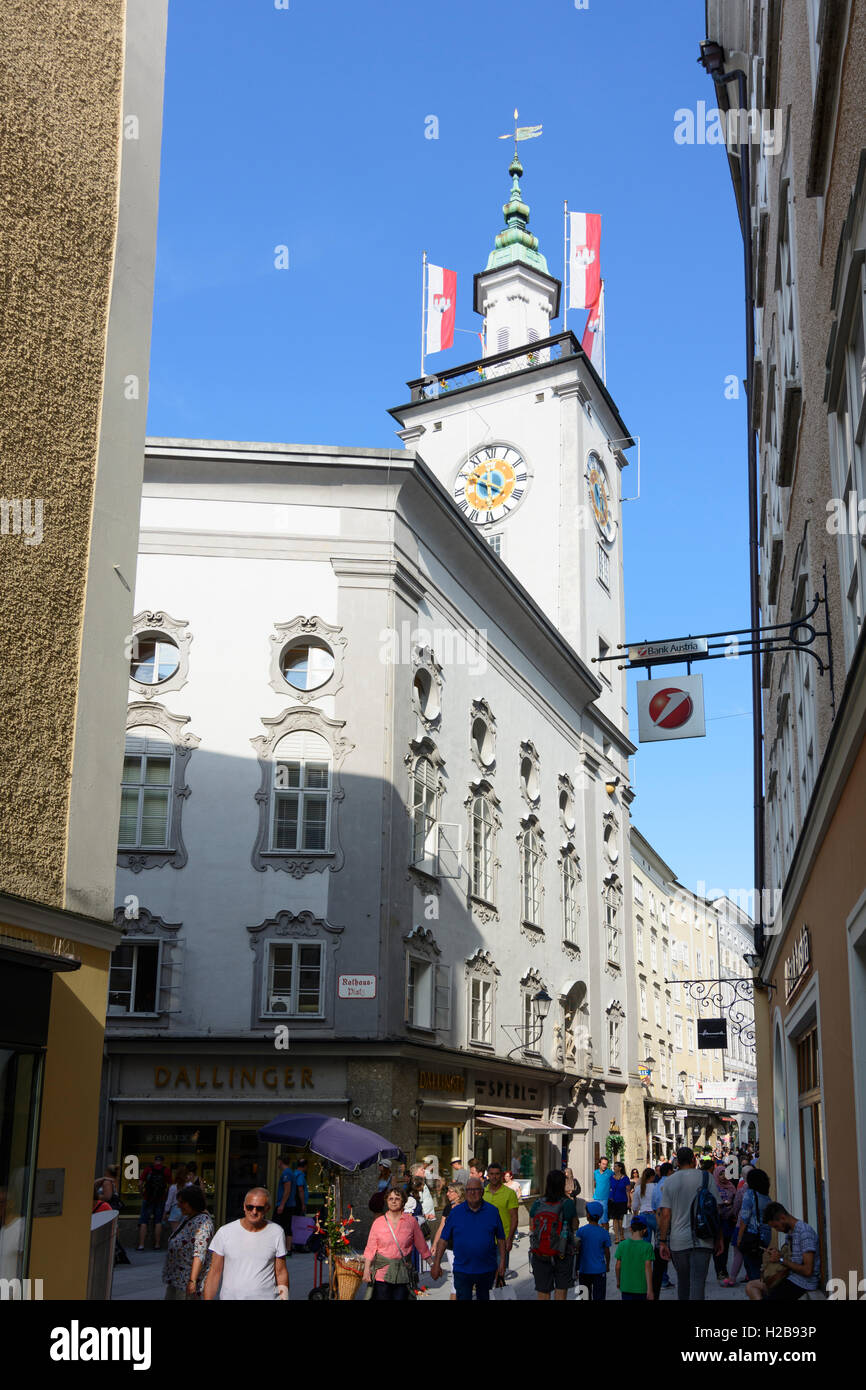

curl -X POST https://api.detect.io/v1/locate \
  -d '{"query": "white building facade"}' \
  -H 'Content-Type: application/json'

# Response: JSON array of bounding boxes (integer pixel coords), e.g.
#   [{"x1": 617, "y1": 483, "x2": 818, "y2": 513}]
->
[{"x1": 98, "y1": 155, "x2": 650, "y2": 1217}]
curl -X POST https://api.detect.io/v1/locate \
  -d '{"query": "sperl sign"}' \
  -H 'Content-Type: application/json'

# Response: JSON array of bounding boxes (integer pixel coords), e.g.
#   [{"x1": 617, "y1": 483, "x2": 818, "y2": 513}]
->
[{"x1": 637, "y1": 674, "x2": 706, "y2": 743}]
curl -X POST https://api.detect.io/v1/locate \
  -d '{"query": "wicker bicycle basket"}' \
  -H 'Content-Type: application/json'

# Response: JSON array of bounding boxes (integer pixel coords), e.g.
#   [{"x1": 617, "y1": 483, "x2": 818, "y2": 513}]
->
[{"x1": 334, "y1": 1254, "x2": 365, "y2": 1301}]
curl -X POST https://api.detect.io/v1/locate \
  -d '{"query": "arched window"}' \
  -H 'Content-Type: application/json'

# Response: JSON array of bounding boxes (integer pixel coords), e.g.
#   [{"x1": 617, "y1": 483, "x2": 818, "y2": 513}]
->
[
  {"x1": 471, "y1": 796, "x2": 496, "y2": 902},
  {"x1": 605, "y1": 880, "x2": 621, "y2": 965},
  {"x1": 520, "y1": 824, "x2": 542, "y2": 925},
  {"x1": 271, "y1": 730, "x2": 331, "y2": 852},
  {"x1": 561, "y1": 851, "x2": 579, "y2": 942},
  {"x1": 411, "y1": 756, "x2": 438, "y2": 866}
]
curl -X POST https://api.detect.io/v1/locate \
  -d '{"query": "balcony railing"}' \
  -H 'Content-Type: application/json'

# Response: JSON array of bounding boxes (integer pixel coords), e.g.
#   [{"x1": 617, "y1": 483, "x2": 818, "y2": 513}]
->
[{"x1": 406, "y1": 331, "x2": 581, "y2": 403}]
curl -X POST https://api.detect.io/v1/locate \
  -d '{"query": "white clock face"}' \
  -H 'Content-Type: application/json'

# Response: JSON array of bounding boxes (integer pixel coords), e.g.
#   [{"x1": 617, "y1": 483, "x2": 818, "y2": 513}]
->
[
  {"x1": 453, "y1": 445, "x2": 529, "y2": 526},
  {"x1": 586, "y1": 453, "x2": 616, "y2": 543}
]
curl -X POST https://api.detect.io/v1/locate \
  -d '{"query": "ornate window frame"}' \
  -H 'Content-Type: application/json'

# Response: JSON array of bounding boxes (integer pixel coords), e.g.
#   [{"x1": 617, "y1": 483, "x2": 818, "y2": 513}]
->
[
  {"x1": 412, "y1": 645, "x2": 443, "y2": 732},
  {"x1": 250, "y1": 707, "x2": 353, "y2": 875},
  {"x1": 603, "y1": 873, "x2": 623, "y2": 974},
  {"x1": 465, "y1": 780, "x2": 501, "y2": 917},
  {"x1": 606, "y1": 999, "x2": 625, "y2": 1072},
  {"x1": 405, "y1": 737, "x2": 445, "y2": 878},
  {"x1": 118, "y1": 704, "x2": 200, "y2": 873},
  {"x1": 107, "y1": 905, "x2": 183, "y2": 1020},
  {"x1": 519, "y1": 739, "x2": 541, "y2": 809},
  {"x1": 602, "y1": 810, "x2": 620, "y2": 865},
  {"x1": 559, "y1": 842, "x2": 581, "y2": 953},
  {"x1": 558, "y1": 773, "x2": 576, "y2": 835},
  {"x1": 403, "y1": 924, "x2": 448, "y2": 1034},
  {"x1": 268, "y1": 615, "x2": 347, "y2": 703},
  {"x1": 470, "y1": 698, "x2": 496, "y2": 774},
  {"x1": 517, "y1": 814, "x2": 545, "y2": 938},
  {"x1": 247, "y1": 909, "x2": 343, "y2": 1029},
  {"x1": 128, "y1": 610, "x2": 191, "y2": 700},
  {"x1": 465, "y1": 947, "x2": 499, "y2": 1049}
]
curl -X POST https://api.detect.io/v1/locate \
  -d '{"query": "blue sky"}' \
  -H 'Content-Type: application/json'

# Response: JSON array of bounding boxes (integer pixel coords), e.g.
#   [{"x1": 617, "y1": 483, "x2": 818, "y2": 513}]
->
[{"x1": 148, "y1": 0, "x2": 754, "y2": 898}]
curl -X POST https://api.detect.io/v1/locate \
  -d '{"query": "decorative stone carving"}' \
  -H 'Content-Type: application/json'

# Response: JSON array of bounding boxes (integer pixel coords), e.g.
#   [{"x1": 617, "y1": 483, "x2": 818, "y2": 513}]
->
[
  {"x1": 250, "y1": 706, "x2": 353, "y2": 875},
  {"x1": 464, "y1": 947, "x2": 499, "y2": 978},
  {"x1": 412, "y1": 645, "x2": 443, "y2": 732},
  {"x1": 520, "y1": 920, "x2": 544, "y2": 945},
  {"x1": 118, "y1": 704, "x2": 200, "y2": 873},
  {"x1": 558, "y1": 773, "x2": 576, "y2": 833},
  {"x1": 519, "y1": 739, "x2": 541, "y2": 808},
  {"x1": 404, "y1": 923, "x2": 442, "y2": 958},
  {"x1": 470, "y1": 698, "x2": 497, "y2": 774},
  {"x1": 129, "y1": 611, "x2": 192, "y2": 700},
  {"x1": 267, "y1": 615, "x2": 346, "y2": 703}
]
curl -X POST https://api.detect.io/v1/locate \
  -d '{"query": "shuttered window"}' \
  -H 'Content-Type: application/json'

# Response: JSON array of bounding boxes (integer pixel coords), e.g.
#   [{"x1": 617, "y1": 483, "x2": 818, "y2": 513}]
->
[
  {"x1": 272, "y1": 731, "x2": 331, "y2": 851},
  {"x1": 119, "y1": 729, "x2": 173, "y2": 848}
]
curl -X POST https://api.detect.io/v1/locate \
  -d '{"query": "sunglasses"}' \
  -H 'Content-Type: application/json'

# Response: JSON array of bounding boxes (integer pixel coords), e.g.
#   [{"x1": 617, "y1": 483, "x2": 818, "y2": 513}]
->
[{"x1": 245, "y1": 1203, "x2": 266, "y2": 1212}]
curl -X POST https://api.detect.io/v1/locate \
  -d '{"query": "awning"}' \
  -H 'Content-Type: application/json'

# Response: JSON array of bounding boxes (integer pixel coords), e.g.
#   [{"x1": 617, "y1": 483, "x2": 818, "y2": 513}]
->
[{"x1": 477, "y1": 1113, "x2": 570, "y2": 1133}]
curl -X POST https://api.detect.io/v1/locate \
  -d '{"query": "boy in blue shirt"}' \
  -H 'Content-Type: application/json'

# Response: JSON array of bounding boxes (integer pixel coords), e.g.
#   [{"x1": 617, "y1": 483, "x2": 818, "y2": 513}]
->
[{"x1": 577, "y1": 1200, "x2": 611, "y2": 1300}]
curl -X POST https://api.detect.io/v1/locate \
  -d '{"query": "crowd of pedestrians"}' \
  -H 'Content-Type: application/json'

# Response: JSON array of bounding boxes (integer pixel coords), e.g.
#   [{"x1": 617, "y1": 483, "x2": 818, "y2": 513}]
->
[{"x1": 106, "y1": 1136, "x2": 823, "y2": 1302}]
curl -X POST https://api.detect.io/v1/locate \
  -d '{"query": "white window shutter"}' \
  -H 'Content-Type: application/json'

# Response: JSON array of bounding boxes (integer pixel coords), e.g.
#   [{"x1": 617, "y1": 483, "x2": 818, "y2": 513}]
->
[
  {"x1": 275, "y1": 730, "x2": 330, "y2": 761},
  {"x1": 126, "y1": 726, "x2": 173, "y2": 757},
  {"x1": 436, "y1": 822, "x2": 463, "y2": 879},
  {"x1": 434, "y1": 964, "x2": 451, "y2": 1034},
  {"x1": 159, "y1": 938, "x2": 184, "y2": 1014}
]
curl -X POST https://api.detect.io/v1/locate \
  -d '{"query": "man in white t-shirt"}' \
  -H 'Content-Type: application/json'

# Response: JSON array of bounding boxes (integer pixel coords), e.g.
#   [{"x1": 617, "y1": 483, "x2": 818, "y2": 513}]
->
[{"x1": 204, "y1": 1187, "x2": 288, "y2": 1301}]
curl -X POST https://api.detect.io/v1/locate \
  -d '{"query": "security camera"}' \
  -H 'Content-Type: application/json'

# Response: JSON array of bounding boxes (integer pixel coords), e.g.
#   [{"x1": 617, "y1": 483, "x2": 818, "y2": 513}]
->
[{"x1": 352, "y1": 1107, "x2": 362, "y2": 1118}]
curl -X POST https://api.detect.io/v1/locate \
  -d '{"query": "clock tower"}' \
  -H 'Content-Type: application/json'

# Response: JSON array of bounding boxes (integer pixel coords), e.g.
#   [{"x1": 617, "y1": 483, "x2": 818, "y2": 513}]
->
[{"x1": 389, "y1": 154, "x2": 633, "y2": 736}]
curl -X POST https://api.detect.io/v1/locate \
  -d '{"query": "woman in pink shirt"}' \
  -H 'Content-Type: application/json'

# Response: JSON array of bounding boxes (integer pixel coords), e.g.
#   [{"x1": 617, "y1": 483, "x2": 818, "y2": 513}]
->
[{"x1": 363, "y1": 1188, "x2": 432, "y2": 1300}]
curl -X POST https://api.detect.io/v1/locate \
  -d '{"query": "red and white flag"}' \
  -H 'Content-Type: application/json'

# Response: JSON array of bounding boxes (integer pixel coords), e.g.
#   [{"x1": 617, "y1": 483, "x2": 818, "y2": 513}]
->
[
  {"x1": 426, "y1": 264, "x2": 456, "y2": 354},
  {"x1": 581, "y1": 283, "x2": 604, "y2": 372},
  {"x1": 568, "y1": 212, "x2": 601, "y2": 309}
]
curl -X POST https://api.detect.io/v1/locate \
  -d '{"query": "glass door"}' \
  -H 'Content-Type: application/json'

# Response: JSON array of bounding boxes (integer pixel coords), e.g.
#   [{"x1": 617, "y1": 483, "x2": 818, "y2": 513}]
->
[
  {"x1": 224, "y1": 1128, "x2": 270, "y2": 1225},
  {"x1": 0, "y1": 1048, "x2": 43, "y2": 1281},
  {"x1": 796, "y1": 1027, "x2": 827, "y2": 1283}
]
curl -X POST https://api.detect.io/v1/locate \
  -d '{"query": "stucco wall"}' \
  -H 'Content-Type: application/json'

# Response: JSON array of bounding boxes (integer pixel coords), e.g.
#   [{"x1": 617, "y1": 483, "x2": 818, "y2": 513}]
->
[{"x1": 0, "y1": 2, "x2": 124, "y2": 905}]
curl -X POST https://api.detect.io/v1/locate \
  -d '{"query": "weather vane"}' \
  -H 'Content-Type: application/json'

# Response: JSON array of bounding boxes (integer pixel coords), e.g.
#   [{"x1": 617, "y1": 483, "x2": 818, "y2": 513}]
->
[{"x1": 498, "y1": 107, "x2": 542, "y2": 158}]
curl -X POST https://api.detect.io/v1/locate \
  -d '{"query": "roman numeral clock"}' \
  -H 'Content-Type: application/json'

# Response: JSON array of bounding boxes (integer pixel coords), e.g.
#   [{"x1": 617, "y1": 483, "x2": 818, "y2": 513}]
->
[{"x1": 453, "y1": 445, "x2": 529, "y2": 527}]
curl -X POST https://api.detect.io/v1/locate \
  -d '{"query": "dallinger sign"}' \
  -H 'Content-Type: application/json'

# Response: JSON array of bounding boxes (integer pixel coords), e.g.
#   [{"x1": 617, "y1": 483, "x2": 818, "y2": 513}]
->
[{"x1": 784, "y1": 924, "x2": 811, "y2": 1002}]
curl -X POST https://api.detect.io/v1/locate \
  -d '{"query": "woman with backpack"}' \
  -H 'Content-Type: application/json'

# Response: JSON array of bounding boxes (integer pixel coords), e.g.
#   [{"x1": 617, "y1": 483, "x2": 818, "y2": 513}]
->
[
  {"x1": 735, "y1": 1168, "x2": 772, "y2": 1282},
  {"x1": 529, "y1": 1169, "x2": 579, "y2": 1301}
]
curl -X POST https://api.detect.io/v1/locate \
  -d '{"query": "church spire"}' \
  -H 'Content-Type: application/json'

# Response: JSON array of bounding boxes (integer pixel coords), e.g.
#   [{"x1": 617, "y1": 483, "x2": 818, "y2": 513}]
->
[{"x1": 485, "y1": 148, "x2": 550, "y2": 274}]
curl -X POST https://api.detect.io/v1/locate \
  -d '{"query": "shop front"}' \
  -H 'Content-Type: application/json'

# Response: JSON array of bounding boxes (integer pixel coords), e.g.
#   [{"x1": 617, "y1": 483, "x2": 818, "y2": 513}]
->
[
  {"x1": 102, "y1": 1045, "x2": 348, "y2": 1225},
  {"x1": 469, "y1": 1069, "x2": 568, "y2": 1198},
  {"x1": 0, "y1": 939, "x2": 81, "y2": 1284},
  {"x1": 414, "y1": 1066, "x2": 472, "y2": 1198}
]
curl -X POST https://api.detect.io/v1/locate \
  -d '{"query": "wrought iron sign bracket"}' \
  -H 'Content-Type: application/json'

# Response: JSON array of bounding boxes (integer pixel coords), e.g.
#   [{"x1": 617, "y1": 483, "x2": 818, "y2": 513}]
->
[
  {"x1": 663, "y1": 976, "x2": 774, "y2": 1055},
  {"x1": 593, "y1": 561, "x2": 836, "y2": 717}
]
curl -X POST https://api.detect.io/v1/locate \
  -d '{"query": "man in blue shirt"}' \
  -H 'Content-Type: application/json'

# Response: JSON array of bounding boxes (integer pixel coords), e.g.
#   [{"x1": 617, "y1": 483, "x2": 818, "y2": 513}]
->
[
  {"x1": 430, "y1": 1176, "x2": 506, "y2": 1300},
  {"x1": 275, "y1": 1155, "x2": 295, "y2": 1255}
]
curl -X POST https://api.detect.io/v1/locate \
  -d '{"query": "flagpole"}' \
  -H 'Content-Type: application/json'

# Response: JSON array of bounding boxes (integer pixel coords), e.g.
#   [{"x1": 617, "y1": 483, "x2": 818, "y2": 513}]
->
[
  {"x1": 421, "y1": 250, "x2": 427, "y2": 378},
  {"x1": 563, "y1": 200, "x2": 568, "y2": 333},
  {"x1": 601, "y1": 280, "x2": 607, "y2": 384}
]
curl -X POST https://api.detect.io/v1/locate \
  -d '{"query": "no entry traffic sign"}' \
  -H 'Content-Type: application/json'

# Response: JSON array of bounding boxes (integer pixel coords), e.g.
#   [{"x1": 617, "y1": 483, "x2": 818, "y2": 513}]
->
[{"x1": 637, "y1": 674, "x2": 706, "y2": 742}]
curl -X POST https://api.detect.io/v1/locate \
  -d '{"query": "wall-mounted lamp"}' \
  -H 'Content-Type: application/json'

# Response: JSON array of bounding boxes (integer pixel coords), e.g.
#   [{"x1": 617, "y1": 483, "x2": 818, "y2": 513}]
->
[{"x1": 605, "y1": 777, "x2": 621, "y2": 796}]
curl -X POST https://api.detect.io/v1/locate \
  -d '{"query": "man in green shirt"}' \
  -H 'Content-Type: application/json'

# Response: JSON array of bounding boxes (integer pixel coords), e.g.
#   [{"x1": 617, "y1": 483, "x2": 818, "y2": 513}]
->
[
  {"x1": 483, "y1": 1162, "x2": 520, "y2": 1265},
  {"x1": 615, "y1": 1214, "x2": 654, "y2": 1300}
]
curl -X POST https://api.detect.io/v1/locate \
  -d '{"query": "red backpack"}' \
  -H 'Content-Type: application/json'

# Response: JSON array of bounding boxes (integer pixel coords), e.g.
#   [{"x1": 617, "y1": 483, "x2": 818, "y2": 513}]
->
[{"x1": 530, "y1": 1200, "x2": 570, "y2": 1258}]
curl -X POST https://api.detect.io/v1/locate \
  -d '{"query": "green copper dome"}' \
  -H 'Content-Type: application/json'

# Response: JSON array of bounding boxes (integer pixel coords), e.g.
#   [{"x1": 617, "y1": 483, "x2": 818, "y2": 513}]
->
[{"x1": 485, "y1": 153, "x2": 550, "y2": 273}]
